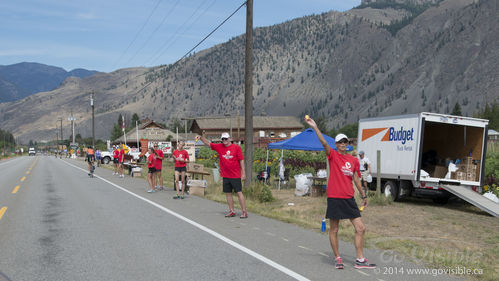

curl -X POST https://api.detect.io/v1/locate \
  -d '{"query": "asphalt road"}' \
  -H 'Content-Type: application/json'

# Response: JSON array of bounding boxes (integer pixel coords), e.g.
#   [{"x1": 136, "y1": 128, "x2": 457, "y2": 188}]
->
[{"x1": 0, "y1": 156, "x2": 465, "y2": 281}]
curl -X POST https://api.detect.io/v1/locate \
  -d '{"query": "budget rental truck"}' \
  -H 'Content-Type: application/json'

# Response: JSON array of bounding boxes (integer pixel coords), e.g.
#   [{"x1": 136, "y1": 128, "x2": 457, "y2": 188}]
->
[{"x1": 357, "y1": 112, "x2": 498, "y2": 217}]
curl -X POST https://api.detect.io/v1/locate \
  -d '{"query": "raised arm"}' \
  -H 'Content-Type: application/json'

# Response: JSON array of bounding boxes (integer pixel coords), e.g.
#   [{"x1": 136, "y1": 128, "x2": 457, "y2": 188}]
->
[
  {"x1": 304, "y1": 117, "x2": 331, "y2": 155},
  {"x1": 197, "y1": 134, "x2": 211, "y2": 146}
]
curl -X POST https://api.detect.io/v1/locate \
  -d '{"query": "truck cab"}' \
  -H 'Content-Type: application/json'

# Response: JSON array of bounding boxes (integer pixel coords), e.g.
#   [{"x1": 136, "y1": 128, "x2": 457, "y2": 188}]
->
[{"x1": 29, "y1": 147, "x2": 36, "y2": 156}]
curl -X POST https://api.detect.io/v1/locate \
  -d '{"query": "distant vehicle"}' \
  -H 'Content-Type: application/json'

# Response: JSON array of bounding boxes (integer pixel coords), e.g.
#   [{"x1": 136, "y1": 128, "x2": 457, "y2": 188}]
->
[
  {"x1": 100, "y1": 150, "x2": 142, "y2": 164},
  {"x1": 29, "y1": 147, "x2": 36, "y2": 156}
]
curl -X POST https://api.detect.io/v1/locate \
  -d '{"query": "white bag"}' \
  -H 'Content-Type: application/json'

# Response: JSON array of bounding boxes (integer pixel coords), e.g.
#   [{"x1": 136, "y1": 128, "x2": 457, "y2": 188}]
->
[
  {"x1": 294, "y1": 173, "x2": 313, "y2": 196},
  {"x1": 316, "y1": 169, "x2": 327, "y2": 178},
  {"x1": 483, "y1": 192, "x2": 499, "y2": 203}
]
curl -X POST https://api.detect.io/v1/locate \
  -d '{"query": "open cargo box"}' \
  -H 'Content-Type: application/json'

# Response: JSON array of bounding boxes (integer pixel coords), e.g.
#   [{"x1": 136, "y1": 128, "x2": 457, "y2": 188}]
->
[{"x1": 421, "y1": 121, "x2": 484, "y2": 182}]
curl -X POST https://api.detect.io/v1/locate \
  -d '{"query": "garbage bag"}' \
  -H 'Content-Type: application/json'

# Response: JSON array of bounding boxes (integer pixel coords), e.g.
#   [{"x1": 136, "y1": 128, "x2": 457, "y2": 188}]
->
[{"x1": 294, "y1": 173, "x2": 312, "y2": 196}]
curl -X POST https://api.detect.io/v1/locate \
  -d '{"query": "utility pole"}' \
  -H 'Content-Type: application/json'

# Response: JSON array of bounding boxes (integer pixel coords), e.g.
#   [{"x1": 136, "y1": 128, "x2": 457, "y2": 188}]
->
[
  {"x1": 244, "y1": 0, "x2": 254, "y2": 186},
  {"x1": 58, "y1": 118, "x2": 63, "y2": 158},
  {"x1": 91, "y1": 92, "x2": 95, "y2": 149}
]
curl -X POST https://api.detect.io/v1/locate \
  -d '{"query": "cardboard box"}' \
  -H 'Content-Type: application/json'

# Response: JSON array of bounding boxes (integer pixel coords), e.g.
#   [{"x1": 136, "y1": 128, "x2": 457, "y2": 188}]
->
[
  {"x1": 187, "y1": 163, "x2": 204, "y2": 172},
  {"x1": 433, "y1": 165, "x2": 448, "y2": 178},
  {"x1": 132, "y1": 171, "x2": 142, "y2": 177},
  {"x1": 189, "y1": 185, "x2": 205, "y2": 196}
]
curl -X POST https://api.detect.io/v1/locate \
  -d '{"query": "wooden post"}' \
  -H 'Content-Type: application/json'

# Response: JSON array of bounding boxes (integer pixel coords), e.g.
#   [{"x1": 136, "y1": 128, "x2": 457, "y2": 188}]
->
[{"x1": 376, "y1": 150, "x2": 381, "y2": 195}]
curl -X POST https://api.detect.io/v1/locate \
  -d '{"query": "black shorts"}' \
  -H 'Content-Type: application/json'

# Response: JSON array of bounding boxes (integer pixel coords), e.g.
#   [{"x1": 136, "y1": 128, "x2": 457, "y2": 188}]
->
[
  {"x1": 175, "y1": 166, "x2": 187, "y2": 172},
  {"x1": 223, "y1": 178, "x2": 242, "y2": 193},
  {"x1": 326, "y1": 197, "x2": 361, "y2": 220},
  {"x1": 113, "y1": 159, "x2": 119, "y2": 164},
  {"x1": 155, "y1": 168, "x2": 162, "y2": 172},
  {"x1": 87, "y1": 155, "x2": 95, "y2": 162},
  {"x1": 148, "y1": 167, "x2": 156, "y2": 174}
]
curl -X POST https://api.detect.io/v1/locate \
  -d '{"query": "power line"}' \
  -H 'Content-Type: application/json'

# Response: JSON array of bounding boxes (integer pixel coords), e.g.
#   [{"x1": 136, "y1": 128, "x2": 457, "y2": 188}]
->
[
  {"x1": 147, "y1": 0, "x2": 213, "y2": 65},
  {"x1": 124, "y1": 0, "x2": 182, "y2": 67},
  {"x1": 112, "y1": 0, "x2": 163, "y2": 70},
  {"x1": 130, "y1": 1, "x2": 247, "y2": 99}
]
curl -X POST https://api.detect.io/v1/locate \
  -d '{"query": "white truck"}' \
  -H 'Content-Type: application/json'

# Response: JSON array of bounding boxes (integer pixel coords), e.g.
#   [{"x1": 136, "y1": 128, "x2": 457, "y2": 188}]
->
[
  {"x1": 99, "y1": 150, "x2": 142, "y2": 164},
  {"x1": 357, "y1": 112, "x2": 498, "y2": 217}
]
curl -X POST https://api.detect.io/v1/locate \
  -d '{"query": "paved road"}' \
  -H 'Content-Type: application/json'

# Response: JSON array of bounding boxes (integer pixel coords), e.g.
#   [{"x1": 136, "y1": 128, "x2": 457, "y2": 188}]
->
[{"x1": 0, "y1": 156, "x2": 464, "y2": 281}]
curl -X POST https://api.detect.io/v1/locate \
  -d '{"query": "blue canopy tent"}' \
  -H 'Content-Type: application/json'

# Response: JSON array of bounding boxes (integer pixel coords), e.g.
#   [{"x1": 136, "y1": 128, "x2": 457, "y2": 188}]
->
[
  {"x1": 266, "y1": 128, "x2": 353, "y2": 189},
  {"x1": 268, "y1": 128, "x2": 353, "y2": 151}
]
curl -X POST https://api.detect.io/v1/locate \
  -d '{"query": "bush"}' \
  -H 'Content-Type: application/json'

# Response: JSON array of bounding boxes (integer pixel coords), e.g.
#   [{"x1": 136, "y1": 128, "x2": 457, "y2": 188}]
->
[{"x1": 242, "y1": 182, "x2": 275, "y2": 203}]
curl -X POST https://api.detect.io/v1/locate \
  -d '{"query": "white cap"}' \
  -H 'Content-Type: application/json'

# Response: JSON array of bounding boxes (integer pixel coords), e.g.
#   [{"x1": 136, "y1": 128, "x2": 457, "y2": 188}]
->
[
  {"x1": 335, "y1": 133, "x2": 348, "y2": 143},
  {"x1": 221, "y1": 132, "x2": 230, "y2": 140}
]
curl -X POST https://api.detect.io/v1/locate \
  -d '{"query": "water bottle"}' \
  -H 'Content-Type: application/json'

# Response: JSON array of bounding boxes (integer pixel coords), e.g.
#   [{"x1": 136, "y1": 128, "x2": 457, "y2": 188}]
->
[{"x1": 321, "y1": 218, "x2": 326, "y2": 232}]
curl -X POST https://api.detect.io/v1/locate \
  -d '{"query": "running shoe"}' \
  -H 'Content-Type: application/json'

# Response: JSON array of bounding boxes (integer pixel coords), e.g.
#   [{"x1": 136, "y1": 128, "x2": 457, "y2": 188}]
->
[
  {"x1": 147, "y1": 189, "x2": 155, "y2": 193},
  {"x1": 180, "y1": 195, "x2": 184, "y2": 199},
  {"x1": 173, "y1": 195, "x2": 180, "y2": 199},
  {"x1": 240, "y1": 211, "x2": 248, "y2": 219},
  {"x1": 354, "y1": 258, "x2": 376, "y2": 269},
  {"x1": 225, "y1": 211, "x2": 236, "y2": 217},
  {"x1": 335, "y1": 257, "x2": 344, "y2": 269}
]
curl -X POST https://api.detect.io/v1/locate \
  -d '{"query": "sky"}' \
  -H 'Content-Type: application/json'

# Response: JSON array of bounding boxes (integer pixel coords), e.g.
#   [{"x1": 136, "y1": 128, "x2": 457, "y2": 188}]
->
[{"x1": 0, "y1": 0, "x2": 361, "y2": 73}]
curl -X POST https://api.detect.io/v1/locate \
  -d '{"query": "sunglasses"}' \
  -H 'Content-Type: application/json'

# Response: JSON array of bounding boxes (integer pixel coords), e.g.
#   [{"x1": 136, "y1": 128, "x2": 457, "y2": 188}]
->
[
  {"x1": 337, "y1": 139, "x2": 348, "y2": 144},
  {"x1": 221, "y1": 138, "x2": 229, "y2": 141}
]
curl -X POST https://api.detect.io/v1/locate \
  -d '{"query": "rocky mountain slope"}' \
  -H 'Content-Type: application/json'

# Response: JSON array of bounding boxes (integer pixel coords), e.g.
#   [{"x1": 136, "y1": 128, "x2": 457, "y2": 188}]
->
[{"x1": 0, "y1": 0, "x2": 497, "y2": 143}]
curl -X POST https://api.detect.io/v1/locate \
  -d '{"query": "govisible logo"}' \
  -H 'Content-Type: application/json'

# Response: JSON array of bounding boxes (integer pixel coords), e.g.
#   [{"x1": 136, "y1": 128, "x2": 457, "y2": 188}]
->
[{"x1": 362, "y1": 127, "x2": 415, "y2": 144}]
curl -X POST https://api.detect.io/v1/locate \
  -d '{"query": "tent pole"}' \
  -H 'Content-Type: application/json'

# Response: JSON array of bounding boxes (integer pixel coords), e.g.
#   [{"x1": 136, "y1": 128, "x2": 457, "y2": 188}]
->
[
  {"x1": 278, "y1": 149, "x2": 283, "y2": 190},
  {"x1": 264, "y1": 149, "x2": 269, "y2": 184}
]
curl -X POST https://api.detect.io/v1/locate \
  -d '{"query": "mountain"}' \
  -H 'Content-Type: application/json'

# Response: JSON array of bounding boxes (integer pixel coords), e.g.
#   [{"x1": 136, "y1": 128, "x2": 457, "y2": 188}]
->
[
  {"x1": 0, "y1": 0, "x2": 497, "y2": 143},
  {"x1": 0, "y1": 62, "x2": 98, "y2": 102}
]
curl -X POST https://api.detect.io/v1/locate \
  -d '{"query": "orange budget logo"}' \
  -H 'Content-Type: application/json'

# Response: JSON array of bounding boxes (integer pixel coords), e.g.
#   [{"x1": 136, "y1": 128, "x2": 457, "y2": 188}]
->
[{"x1": 362, "y1": 127, "x2": 415, "y2": 144}]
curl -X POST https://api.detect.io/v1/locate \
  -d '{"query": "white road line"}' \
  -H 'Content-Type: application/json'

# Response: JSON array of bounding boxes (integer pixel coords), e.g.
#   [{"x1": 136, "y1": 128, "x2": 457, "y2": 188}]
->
[
  {"x1": 356, "y1": 270, "x2": 370, "y2": 276},
  {"x1": 64, "y1": 161, "x2": 311, "y2": 281},
  {"x1": 298, "y1": 246, "x2": 312, "y2": 251},
  {"x1": 253, "y1": 227, "x2": 261, "y2": 230},
  {"x1": 281, "y1": 238, "x2": 289, "y2": 242},
  {"x1": 318, "y1": 252, "x2": 329, "y2": 257},
  {"x1": 266, "y1": 232, "x2": 276, "y2": 236}
]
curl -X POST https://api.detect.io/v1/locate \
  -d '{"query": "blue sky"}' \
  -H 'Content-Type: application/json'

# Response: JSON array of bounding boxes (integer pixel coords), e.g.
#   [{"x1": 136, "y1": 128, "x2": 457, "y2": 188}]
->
[{"x1": 0, "y1": 0, "x2": 360, "y2": 73}]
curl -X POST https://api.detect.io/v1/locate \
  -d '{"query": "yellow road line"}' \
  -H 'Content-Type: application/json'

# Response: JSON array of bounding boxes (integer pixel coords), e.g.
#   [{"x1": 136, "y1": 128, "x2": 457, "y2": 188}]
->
[
  {"x1": 0, "y1": 207, "x2": 7, "y2": 220},
  {"x1": 26, "y1": 171, "x2": 30, "y2": 175},
  {"x1": 20, "y1": 176, "x2": 26, "y2": 182},
  {"x1": 12, "y1": 185, "x2": 20, "y2": 194}
]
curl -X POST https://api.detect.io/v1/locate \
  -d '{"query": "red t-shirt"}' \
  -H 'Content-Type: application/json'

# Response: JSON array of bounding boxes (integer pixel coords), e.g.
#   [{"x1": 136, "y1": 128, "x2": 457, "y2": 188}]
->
[
  {"x1": 154, "y1": 149, "x2": 164, "y2": 170},
  {"x1": 210, "y1": 143, "x2": 243, "y2": 179},
  {"x1": 119, "y1": 149, "x2": 125, "y2": 162},
  {"x1": 326, "y1": 149, "x2": 361, "y2": 198},
  {"x1": 112, "y1": 149, "x2": 119, "y2": 159},
  {"x1": 147, "y1": 154, "x2": 156, "y2": 168},
  {"x1": 173, "y1": 149, "x2": 189, "y2": 167}
]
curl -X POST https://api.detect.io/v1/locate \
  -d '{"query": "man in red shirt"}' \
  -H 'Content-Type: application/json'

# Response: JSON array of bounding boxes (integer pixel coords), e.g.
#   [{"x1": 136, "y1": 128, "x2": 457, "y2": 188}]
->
[
  {"x1": 153, "y1": 143, "x2": 164, "y2": 190},
  {"x1": 172, "y1": 141, "x2": 189, "y2": 199},
  {"x1": 118, "y1": 144, "x2": 125, "y2": 178},
  {"x1": 198, "y1": 132, "x2": 248, "y2": 218},
  {"x1": 112, "y1": 146, "x2": 120, "y2": 175},
  {"x1": 305, "y1": 117, "x2": 375, "y2": 270}
]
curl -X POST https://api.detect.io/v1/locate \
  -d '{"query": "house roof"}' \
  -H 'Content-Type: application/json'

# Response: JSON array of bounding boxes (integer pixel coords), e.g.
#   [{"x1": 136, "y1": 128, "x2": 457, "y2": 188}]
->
[{"x1": 193, "y1": 116, "x2": 303, "y2": 130}]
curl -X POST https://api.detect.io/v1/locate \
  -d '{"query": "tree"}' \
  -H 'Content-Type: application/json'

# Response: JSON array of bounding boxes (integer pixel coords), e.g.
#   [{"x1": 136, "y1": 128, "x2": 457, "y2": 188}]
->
[
  {"x1": 110, "y1": 114, "x2": 123, "y2": 141},
  {"x1": 451, "y1": 102, "x2": 462, "y2": 116},
  {"x1": 131, "y1": 113, "x2": 140, "y2": 126}
]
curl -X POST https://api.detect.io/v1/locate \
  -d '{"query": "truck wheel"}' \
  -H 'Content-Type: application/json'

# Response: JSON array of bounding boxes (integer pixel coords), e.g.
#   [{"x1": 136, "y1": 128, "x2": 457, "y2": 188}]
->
[
  {"x1": 102, "y1": 156, "x2": 110, "y2": 165},
  {"x1": 383, "y1": 181, "x2": 399, "y2": 201}
]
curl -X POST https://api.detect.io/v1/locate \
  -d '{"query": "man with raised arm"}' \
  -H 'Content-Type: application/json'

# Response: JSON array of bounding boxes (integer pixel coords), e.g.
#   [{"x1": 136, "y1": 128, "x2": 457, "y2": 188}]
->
[{"x1": 197, "y1": 132, "x2": 248, "y2": 218}]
